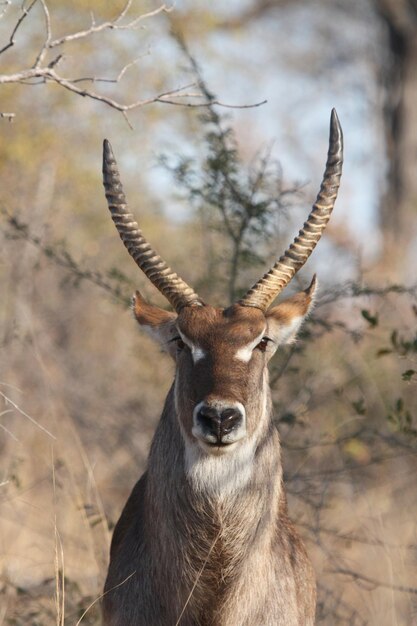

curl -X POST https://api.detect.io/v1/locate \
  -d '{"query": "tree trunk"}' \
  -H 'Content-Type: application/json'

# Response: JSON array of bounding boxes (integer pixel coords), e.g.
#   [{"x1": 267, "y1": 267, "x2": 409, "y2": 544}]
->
[{"x1": 374, "y1": 0, "x2": 417, "y2": 272}]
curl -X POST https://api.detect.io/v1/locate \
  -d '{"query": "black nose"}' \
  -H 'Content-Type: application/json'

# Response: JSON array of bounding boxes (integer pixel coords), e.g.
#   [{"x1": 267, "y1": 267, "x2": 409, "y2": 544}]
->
[{"x1": 196, "y1": 405, "x2": 243, "y2": 442}]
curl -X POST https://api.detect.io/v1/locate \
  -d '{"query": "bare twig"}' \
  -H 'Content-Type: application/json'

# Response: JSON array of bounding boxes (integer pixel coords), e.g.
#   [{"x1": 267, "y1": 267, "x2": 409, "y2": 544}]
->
[
  {"x1": 0, "y1": 411, "x2": 19, "y2": 441},
  {"x1": 331, "y1": 567, "x2": 417, "y2": 595},
  {"x1": 0, "y1": 66, "x2": 265, "y2": 116},
  {"x1": 32, "y1": 0, "x2": 51, "y2": 67},
  {"x1": 174, "y1": 529, "x2": 222, "y2": 626},
  {"x1": 1, "y1": 211, "x2": 132, "y2": 305},
  {"x1": 317, "y1": 281, "x2": 417, "y2": 307},
  {"x1": 0, "y1": 1, "x2": 266, "y2": 118},
  {"x1": 0, "y1": 0, "x2": 38, "y2": 56},
  {"x1": 158, "y1": 97, "x2": 267, "y2": 109},
  {"x1": 74, "y1": 572, "x2": 136, "y2": 625},
  {"x1": 48, "y1": 3, "x2": 168, "y2": 48},
  {"x1": 299, "y1": 520, "x2": 417, "y2": 551},
  {"x1": 0, "y1": 389, "x2": 56, "y2": 439},
  {"x1": 52, "y1": 455, "x2": 65, "y2": 626},
  {"x1": 71, "y1": 54, "x2": 151, "y2": 84}
]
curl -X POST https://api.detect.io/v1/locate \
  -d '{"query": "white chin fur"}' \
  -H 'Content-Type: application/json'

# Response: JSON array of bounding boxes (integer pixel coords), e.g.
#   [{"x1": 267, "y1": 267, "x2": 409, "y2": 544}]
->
[{"x1": 184, "y1": 437, "x2": 256, "y2": 498}]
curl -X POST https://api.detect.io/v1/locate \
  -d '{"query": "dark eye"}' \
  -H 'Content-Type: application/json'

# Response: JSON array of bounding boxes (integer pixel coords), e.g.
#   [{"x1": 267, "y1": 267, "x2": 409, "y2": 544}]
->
[
  {"x1": 256, "y1": 337, "x2": 271, "y2": 352},
  {"x1": 170, "y1": 336, "x2": 185, "y2": 351}
]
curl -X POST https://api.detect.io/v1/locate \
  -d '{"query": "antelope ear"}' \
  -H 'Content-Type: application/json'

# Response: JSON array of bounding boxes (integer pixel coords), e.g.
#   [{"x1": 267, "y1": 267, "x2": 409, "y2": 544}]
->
[
  {"x1": 266, "y1": 276, "x2": 317, "y2": 345},
  {"x1": 132, "y1": 291, "x2": 178, "y2": 356}
]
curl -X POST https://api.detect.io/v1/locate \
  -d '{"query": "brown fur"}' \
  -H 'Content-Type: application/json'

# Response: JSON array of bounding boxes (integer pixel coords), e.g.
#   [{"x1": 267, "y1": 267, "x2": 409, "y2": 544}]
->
[{"x1": 103, "y1": 289, "x2": 317, "y2": 625}]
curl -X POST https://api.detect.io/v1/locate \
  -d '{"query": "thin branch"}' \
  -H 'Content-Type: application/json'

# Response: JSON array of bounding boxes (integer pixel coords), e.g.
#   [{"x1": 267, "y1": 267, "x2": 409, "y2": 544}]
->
[
  {"x1": 74, "y1": 571, "x2": 136, "y2": 626},
  {"x1": 0, "y1": 1, "x2": 267, "y2": 117},
  {"x1": 47, "y1": 4, "x2": 170, "y2": 49},
  {"x1": 0, "y1": 66, "x2": 266, "y2": 115},
  {"x1": 0, "y1": 390, "x2": 56, "y2": 439},
  {"x1": 299, "y1": 520, "x2": 417, "y2": 551},
  {"x1": 71, "y1": 53, "x2": 151, "y2": 84},
  {"x1": 155, "y1": 97, "x2": 268, "y2": 109},
  {"x1": 0, "y1": 0, "x2": 38, "y2": 56},
  {"x1": 174, "y1": 529, "x2": 221, "y2": 626},
  {"x1": 331, "y1": 567, "x2": 417, "y2": 595},
  {"x1": 32, "y1": 0, "x2": 52, "y2": 68},
  {"x1": 1, "y1": 211, "x2": 132, "y2": 305},
  {"x1": 317, "y1": 281, "x2": 417, "y2": 307},
  {"x1": 286, "y1": 449, "x2": 417, "y2": 482},
  {"x1": 0, "y1": 412, "x2": 19, "y2": 442}
]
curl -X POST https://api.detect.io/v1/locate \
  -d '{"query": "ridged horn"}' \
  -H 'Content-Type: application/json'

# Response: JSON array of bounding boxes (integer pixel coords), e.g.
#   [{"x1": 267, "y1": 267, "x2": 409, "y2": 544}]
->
[
  {"x1": 239, "y1": 109, "x2": 343, "y2": 312},
  {"x1": 102, "y1": 140, "x2": 203, "y2": 312}
]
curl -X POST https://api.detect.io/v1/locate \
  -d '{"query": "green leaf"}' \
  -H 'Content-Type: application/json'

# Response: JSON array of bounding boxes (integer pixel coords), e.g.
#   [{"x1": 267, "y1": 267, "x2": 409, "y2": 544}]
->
[
  {"x1": 361, "y1": 309, "x2": 378, "y2": 327},
  {"x1": 279, "y1": 412, "x2": 296, "y2": 425},
  {"x1": 376, "y1": 348, "x2": 392, "y2": 357},
  {"x1": 402, "y1": 369, "x2": 416, "y2": 381},
  {"x1": 352, "y1": 398, "x2": 366, "y2": 415}
]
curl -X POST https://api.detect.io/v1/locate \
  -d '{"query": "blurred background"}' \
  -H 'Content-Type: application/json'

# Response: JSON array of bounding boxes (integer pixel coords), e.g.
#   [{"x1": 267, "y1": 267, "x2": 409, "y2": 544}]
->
[{"x1": 0, "y1": 1, "x2": 416, "y2": 624}]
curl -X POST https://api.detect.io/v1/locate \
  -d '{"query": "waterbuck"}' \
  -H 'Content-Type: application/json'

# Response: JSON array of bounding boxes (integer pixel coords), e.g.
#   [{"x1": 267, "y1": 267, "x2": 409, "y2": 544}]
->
[{"x1": 101, "y1": 110, "x2": 343, "y2": 626}]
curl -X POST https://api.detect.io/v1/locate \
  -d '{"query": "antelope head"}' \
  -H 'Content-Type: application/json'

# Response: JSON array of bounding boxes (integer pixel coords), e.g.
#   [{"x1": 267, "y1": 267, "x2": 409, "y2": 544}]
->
[{"x1": 102, "y1": 110, "x2": 343, "y2": 462}]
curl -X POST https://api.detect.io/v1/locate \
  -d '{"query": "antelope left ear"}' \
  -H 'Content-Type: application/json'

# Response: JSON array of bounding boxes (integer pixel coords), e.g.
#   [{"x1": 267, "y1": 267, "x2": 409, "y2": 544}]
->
[
  {"x1": 266, "y1": 275, "x2": 317, "y2": 345},
  {"x1": 132, "y1": 290, "x2": 178, "y2": 356}
]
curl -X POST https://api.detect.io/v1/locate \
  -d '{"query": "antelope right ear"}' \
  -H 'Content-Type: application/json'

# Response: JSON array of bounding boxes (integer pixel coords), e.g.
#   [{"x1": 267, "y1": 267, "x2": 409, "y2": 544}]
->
[
  {"x1": 132, "y1": 291, "x2": 178, "y2": 356},
  {"x1": 265, "y1": 276, "x2": 317, "y2": 345}
]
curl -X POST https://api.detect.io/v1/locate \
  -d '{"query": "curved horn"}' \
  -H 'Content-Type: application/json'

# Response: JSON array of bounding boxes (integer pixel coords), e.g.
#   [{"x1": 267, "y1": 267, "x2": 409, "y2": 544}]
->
[
  {"x1": 102, "y1": 140, "x2": 203, "y2": 312},
  {"x1": 239, "y1": 109, "x2": 343, "y2": 312}
]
